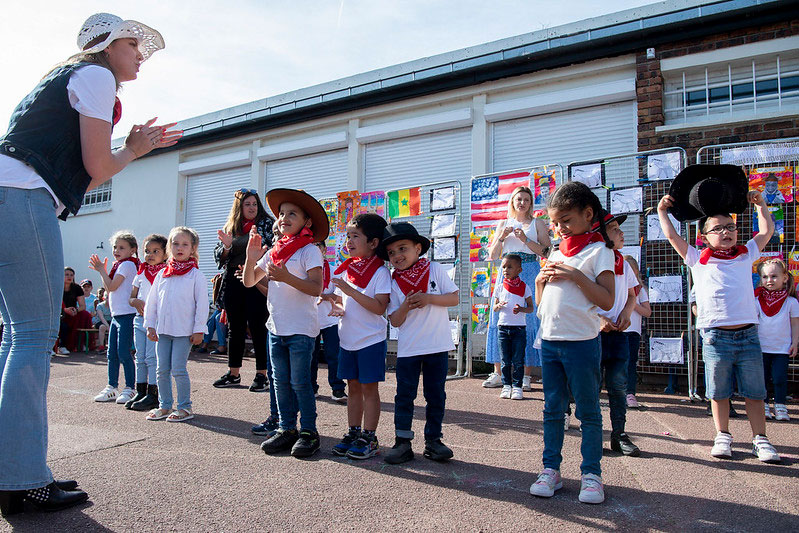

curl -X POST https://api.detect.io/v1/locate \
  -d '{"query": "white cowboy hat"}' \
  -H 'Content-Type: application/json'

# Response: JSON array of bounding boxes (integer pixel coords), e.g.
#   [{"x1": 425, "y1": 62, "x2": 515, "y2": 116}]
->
[{"x1": 77, "y1": 13, "x2": 164, "y2": 61}]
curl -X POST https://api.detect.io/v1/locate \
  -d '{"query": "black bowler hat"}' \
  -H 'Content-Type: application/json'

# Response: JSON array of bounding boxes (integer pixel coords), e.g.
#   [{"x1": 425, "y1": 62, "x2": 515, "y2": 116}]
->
[
  {"x1": 667, "y1": 164, "x2": 748, "y2": 222},
  {"x1": 376, "y1": 222, "x2": 430, "y2": 261}
]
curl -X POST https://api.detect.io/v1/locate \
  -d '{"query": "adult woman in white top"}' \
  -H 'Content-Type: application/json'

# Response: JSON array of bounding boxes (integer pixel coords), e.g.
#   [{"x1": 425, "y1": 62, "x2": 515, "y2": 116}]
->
[{"x1": 481, "y1": 186, "x2": 551, "y2": 390}]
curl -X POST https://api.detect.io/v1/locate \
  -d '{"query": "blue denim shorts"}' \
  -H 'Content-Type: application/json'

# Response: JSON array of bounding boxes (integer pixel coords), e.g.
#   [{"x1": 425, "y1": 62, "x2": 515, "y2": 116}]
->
[
  {"x1": 338, "y1": 340, "x2": 387, "y2": 384},
  {"x1": 702, "y1": 326, "x2": 766, "y2": 400}
]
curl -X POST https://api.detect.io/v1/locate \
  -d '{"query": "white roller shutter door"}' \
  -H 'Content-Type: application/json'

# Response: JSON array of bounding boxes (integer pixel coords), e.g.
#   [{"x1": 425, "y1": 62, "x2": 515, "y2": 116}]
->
[
  {"x1": 265, "y1": 149, "x2": 348, "y2": 200},
  {"x1": 185, "y1": 166, "x2": 252, "y2": 291}
]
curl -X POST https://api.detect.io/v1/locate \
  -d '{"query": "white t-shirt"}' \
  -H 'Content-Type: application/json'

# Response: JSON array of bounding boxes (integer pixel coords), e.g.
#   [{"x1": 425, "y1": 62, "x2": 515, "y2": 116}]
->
[
  {"x1": 625, "y1": 287, "x2": 649, "y2": 335},
  {"x1": 144, "y1": 269, "x2": 209, "y2": 337},
  {"x1": 318, "y1": 267, "x2": 339, "y2": 330},
  {"x1": 257, "y1": 243, "x2": 323, "y2": 338},
  {"x1": 685, "y1": 239, "x2": 761, "y2": 329},
  {"x1": 598, "y1": 260, "x2": 639, "y2": 323},
  {"x1": 108, "y1": 261, "x2": 138, "y2": 316},
  {"x1": 757, "y1": 295, "x2": 799, "y2": 354},
  {"x1": 495, "y1": 281, "x2": 533, "y2": 327},
  {"x1": 336, "y1": 265, "x2": 391, "y2": 351},
  {"x1": 131, "y1": 273, "x2": 154, "y2": 316},
  {"x1": 499, "y1": 218, "x2": 539, "y2": 254},
  {"x1": 538, "y1": 242, "x2": 615, "y2": 341},
  {"x1": 387, "y1": 261, "x2": 459, "y2": 357},
  {"x1": 0, "y1": 65, "x2": 116, "y2": 210}
]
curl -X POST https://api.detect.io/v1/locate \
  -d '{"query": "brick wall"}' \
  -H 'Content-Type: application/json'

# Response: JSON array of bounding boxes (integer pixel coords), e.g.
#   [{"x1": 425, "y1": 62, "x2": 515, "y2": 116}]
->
[{"x1": 637, "y1": 19, "x2": 799, "y2": 159}]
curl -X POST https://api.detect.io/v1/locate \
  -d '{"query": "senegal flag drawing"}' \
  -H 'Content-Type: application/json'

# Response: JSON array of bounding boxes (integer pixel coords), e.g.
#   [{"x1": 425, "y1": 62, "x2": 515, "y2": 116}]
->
[{"x1": 387, "y1": 187, "x2": 421, "y2": 218}]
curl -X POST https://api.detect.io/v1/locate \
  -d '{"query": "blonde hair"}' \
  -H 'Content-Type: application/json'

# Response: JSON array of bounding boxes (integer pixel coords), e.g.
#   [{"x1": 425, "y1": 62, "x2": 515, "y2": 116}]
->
[
  {"x1": 167, "y1": 226, "x2": 200, "y2": 261},
  {"x1": 47, "y1": 51, "x2": 121, "y2": 91},
  {"x1": 109, "y1": 230, "x2": 138, "y2": 257},
  {"x1": 507, "y1": 186, "x2": 534, "y2": 221},
  {"x1": 757, "y1": 258, "x2": 795, "y2": 296},
  {"x1": 624, "y1": 255, "x2": 643, "y2": 285}
]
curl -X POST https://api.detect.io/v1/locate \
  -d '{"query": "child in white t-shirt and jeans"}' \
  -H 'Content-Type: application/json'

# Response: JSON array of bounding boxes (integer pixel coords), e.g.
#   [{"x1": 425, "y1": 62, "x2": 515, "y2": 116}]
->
[{"x1": 493, "y1": 254, "x2": 534, "y2": 400}]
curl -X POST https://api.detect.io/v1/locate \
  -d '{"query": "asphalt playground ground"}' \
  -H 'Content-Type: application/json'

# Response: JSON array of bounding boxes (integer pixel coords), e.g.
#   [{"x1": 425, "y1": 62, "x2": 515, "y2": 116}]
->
[{"x1": 2, "y1": 349, "x2": 798, "y2": 532}]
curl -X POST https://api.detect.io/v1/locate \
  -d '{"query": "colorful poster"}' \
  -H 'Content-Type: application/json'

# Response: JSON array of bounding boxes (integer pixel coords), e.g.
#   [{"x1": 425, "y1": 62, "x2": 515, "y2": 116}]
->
[
  {"x1": 321, "y1": 198, "x2": 338, "y2": 234},
  {"x1": 472, "y1": 303, "x2": 489, "y2": 334},
  {"x1": 387, "y1": 188, "x2": 421, "y2": 219},
  {"x1": 753, "y1": 206, "x2": 784, "y2": 245},
  {"x1": 336, "y1": 191, "x2": 360, "y2": 228},
  {"x1": 471, "y1": 267, "x2": 491, "y2": 298},
  {"x1": 469, "y1": 226, "x2": 495, "y2": 262},
  {"x1": 789, "y1": 251, "x2": 799, "y2": 288},
  {"x1": 748, "y1": 165, "x2": 794, "y2": 203},
  {"x1": 471, "y1": 171, "x2": 531, "y2": 224},
  {"x1": 533, "y1": 169, "x2": 557, "y2": 208},
  {"x1": 335, "y1": 231, "x2": 351, "y2": 265},
  {"x1": 359, "y1": 190, "x2": 386, "y2": 218}
]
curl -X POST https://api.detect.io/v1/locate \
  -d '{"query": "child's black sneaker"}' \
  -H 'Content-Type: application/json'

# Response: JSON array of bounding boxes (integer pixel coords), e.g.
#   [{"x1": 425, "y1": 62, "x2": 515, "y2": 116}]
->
[
  {"x1": 251, "y1": 415, "x2": 279, "y2": 436},
  {"x1": 249, "y1": 373, "x2": 268, "y2": 393},
  {"x1": 346, "y1": 436, "x2": 379, "y2": 460},
  {"x1": 213, "y1": 371, "x2": 241, "y2": 388},
  {"x1": 384, "y1": 438, "x2": 414, "y2": 464},
  {"x1": 610, "y1": 433, "x2": 641, "y2": 457},
  {"x1": 332, "y1": 389, "x2": 348, "y2": 403},
  {"x1": 423, "y1": 439, "x2": 454, "y2": 462},
  {"x1": 260, "y1": 429, "x2": 298, "y2": 454},
  {"x1": 291, "y1": 430, "x2": 321, "y2": 458},
  {"x1": 332, "y1": 429, "x2": 360, "y2": 456}
]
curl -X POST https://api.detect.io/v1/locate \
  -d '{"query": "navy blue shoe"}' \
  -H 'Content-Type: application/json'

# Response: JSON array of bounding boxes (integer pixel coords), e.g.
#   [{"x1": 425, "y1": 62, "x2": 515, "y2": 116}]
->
[
  {"x1": 251, "y1": 415, "x2": 279, "y2": 436},
  {"x1": 332, "y1": 429, "x2": 361, "y2": 456}
]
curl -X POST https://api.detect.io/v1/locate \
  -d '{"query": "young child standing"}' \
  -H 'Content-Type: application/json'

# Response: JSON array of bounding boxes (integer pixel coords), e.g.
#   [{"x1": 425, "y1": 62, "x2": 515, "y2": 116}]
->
[
  {"x1": 312, "y1": 241, "x2": 348, "y2": 402},
  {"x1": 493, "y1": 253, "x2": 534, "y2": 400},
  {"x1": 658, "y1": 165, "x2": 780, "y2": 463},
  {"x1": 623, "y1": 256, "x2": 651, "y2": 409},
  {"x1": 144, "y1": 227, "x2": 207, "y2": 423},
  {"x1": 755, "y1": 259, "x2": 798, "y2": 422},
  {"x1": 330, "y1": 213, "x2": 390, "y2": 459},
  {"x1": 243, "y1": 188, "x2": 328, "y2": 458},
  {"x1": 380, "y1": 222, "x2": 459, "y2": 465},
  {"x1": 126, "y1": 234, "x2": 168, "y2": 411},
  {"x1": 530, "y1": 182, "x2": 615, "y2": 505},
  {"x1": 89, "y1": 231, "x2": 140, "y2": 404}
]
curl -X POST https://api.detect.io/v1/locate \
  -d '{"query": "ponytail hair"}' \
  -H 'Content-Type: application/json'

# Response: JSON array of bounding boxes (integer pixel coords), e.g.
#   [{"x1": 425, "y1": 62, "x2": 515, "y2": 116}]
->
[
  {"x1": 547, "y1": 182, "x2": 613, "y2": 249},
  {"x1": 594, "y1": 209, "x2": 615, "y2": 250},
  {"x1": 757, "y1": 258, "x2": 796, "y2": 297}
]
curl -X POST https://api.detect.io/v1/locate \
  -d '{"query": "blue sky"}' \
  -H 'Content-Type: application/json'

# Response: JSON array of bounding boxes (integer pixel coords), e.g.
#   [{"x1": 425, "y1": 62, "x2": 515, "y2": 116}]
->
[{"x1": 1, "y1": 0, "x2": 655, "y2": 135}]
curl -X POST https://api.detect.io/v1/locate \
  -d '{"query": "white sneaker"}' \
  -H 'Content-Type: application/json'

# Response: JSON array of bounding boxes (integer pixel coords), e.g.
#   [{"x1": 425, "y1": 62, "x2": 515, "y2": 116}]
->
[
  {"x1": 58, "y1": 347, "x2": 70, "y2": 355},
  {"x1": 564, "y1": 412, "x2": 571, "y2": 431},
  {"x1": 765, "y1": 403, "x2": 773, "y2": 420},
  {"x1": 711, "y1": 431, "x2": 733, "y2": 458},
  {"x1": 626, "y1": 394, "x2": 640, "y2": 409},
  {"x1": 774, "y1": 404, "x2": 790, "y2": 421},
  {"x1": 115, "y1": 387, "x2": 136, "y2": 404},
  {"x1": 530, "y1": 468, "x2": 562, "y2": 497},
  {"x1": 752, "y1": 435, "x2": 781, "y2": 463},
  {"x1": 578, "y1": 473, "x2": 605, "y2": 504},
  {"x1": 94, "y1": 385, "x2": 118, "y2": 402},
  {"x1": 499, "y1": 385, "x2": 511, "y2": 399},
  {"x1": 482, "y1": 372, "x2": 502, "y2": 388},
  {"x1": 511, "y1": 386, "x2": 523, "y2": 400},
  {"x1": 522, "y1": 375, "x2": 532, "y2": 392}
]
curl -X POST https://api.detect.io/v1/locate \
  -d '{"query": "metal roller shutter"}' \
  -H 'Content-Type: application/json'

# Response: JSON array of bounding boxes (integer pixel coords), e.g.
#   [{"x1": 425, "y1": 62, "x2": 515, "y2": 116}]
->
[{"x1": 265, "y1": 149, "x2": 349, "y2": 200}]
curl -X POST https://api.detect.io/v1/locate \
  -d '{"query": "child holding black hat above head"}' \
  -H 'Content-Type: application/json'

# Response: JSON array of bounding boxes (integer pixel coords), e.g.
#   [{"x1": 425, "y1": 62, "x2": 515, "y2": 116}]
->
[
  {"x1": 380, "y1": 222, "x2": 459, "y2": 465},
  {"x1": 242, "y1": 188, "x2": 327, "y2": 459},
  {"x1": 658, "y1": 164, "x2": 781, "y2": 464}
]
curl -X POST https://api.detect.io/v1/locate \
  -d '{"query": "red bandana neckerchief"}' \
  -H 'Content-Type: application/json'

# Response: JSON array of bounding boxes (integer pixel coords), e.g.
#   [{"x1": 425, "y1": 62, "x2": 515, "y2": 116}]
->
[
  {"x1": 698, "y1": 245, "x2": 748, "y2": 265},
  {"x1": 109, "y1": 257, "x2": 140, "y2": 280},
  {"x1": 269, "y1": 227, "x2": 314, "y2": 266},
  {"x1": 503, "y1": 276, "x2": 526, "y2": 297},
  {"x1": 393, "y1": 258, "x2": 431, "y2": 296},
  {"x1": 138, "y1": 262, "x2": 167, "y2": 284},
  {"x1": 755, "y1": 287, "x2": 789, "y2": 317},
  {"x1": 322, "y1": 260, "x2": 331, "y2": 289},
  {"x1": 112, "y1": 97, "x2": 121, "y2": 126},
  {"x1": 163, "y1": 258, "x2": 198, "y2": 278},
  {"x1": 613, "y1": 250, "x2": 625, "y2": 275},
  {"x1": 241, "y1": 218, "x2": 255, "y2": 235},
  {"x1": 334, "y1": 255, "x2": 383, "y2": 289},
  {"x1": 558, "y1": 232, "x2": 604, "y2": 258}
]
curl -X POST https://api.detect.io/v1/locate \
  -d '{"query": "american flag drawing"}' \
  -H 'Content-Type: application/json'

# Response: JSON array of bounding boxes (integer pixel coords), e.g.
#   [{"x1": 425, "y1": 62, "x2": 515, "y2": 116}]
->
[{"x1": 470, "y1": 171, "x2": 532, "y2": 224}]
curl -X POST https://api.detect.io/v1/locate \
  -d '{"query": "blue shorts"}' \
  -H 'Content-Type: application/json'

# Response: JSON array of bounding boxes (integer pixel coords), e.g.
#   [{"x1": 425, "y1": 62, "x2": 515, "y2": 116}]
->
[
  {"x1": 338, "y1": 340, "x2": 387, "y2": 384},
  {"x1": 702, "y1": 326, "x2": 766, "y2": 400}
]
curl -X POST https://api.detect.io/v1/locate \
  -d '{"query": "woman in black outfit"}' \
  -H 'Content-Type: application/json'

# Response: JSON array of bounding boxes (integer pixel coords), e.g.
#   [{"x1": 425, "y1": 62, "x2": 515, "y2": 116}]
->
[{"x1": 213, "y1": 189, "x2": 274, "y2": 392}]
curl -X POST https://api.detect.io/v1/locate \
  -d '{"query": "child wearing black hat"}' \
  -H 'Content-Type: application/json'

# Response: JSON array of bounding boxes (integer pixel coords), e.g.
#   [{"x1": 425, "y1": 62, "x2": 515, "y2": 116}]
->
[
  {"x1": 658, "y1": 165, "x2": 781, "y2": 464},
  {"x1": 379, "y1": 222, "x2": 459, "y2": 464}
]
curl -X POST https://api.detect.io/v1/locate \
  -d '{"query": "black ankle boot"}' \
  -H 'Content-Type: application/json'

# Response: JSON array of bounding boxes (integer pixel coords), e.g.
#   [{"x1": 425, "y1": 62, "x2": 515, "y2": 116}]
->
[
  {"x1": 125, "y1": 383, "x2": 148, "y2": 409},
  {"x1": 0, "y1": 482, "x2": 88, "y2": 516},
  {"x1": 130, "y1": 384, "x2": 158, "y2": 411}
]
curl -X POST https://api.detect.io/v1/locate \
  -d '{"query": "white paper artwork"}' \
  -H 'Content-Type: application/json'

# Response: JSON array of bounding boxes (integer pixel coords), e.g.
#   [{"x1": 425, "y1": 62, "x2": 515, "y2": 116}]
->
[
  {"x1": 610, "y1": 187, "x2": 643, "y2": 214},
  {"x1": 649, "y1": 337, "x2": 684, "y2": 364},
  {"x1": 647, "y1": 214, "x2": 681, "y2": 240},
  {"x1": 444, "y1": 263, "x2": 457, "y2": 282},
  {"x1": 431, "y1": 186, "x2": 456, "y2": 211},
  {"x1": 570, "y1": 163, "x2": 603, "y2": 188},
  {"x1": 648, "y1": 276, "x2": 683, "y2": 303},
  {"x1": 450, "y1": 320, "x2": 460, "y2": 345},
  {"x1": 433, "y1": 236, "x2": 457, "y2": 260},
  {"x1": 620, "y1": 245, "x2": 641, "y2": 265},
  {"x1": 647, "y1": 152, "x2": 682, "y2": 181},
  {"x1": 431, "y1": 213, "x2": 457, "y2": 237}
]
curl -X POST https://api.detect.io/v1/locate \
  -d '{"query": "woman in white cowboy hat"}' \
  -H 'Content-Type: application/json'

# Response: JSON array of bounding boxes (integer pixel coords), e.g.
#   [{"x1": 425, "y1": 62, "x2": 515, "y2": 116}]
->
[{"x1": 0, "y1": 13, "x2": 180, "y2": 516}]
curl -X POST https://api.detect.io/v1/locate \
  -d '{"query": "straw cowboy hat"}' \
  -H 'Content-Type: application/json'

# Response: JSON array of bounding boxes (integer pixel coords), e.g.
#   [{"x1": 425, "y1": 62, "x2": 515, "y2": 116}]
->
[
  {"x1": 265, "y1": 188, "x2": 330, "y2": 242},
  {"x1": 77, "y1": 13, "x2": 164, "y2": 61},
  {"x1": 667, "y1": 164, "x2": 748, "y2": 222}
]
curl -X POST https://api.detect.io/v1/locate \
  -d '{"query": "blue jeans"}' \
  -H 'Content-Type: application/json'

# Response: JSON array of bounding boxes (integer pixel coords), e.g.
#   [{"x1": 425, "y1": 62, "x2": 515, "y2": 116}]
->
[
  {"x1": 0, "y1": 187, "x2": 60, "y2": 489},
  {"x1": 133, "y1": 315, "x2": 157, "y2": 384},
  {"x1": 394, "y1": 352, "x2": 448, "y2": 441},
  {"x1": 269, "y1": 333, "x2": 316, "y2": 431},
  {"x1": 107, "y1": 313, "x2": 135, "y2": 388},
  {"x1": 265, "y1": 334, "x2": 278, "y2": 419},
  {"x1": 625, "y1": 332, "x2": 641, "y2": 395},
  {"x1": 702, "y1": 326, "x2": 766, "y2": 400},
  {"x1": 203, "y1": 309, "x2": 227, "y2": 347},
  {"x1": 312, "y1": 325, "x2": 345, "y2": 393},
  {"x1": 601, "y1": 331, "x2": 629, "y2": 437},
  {"x1": 156, "y1": 334, "x2": 192, "y2": 411},
  {"x1": 541, "y1": 337, "x2": 603, "y2": 476},
  {"x1": 499, "y1": 325, "x2": 526, "y2": 387},
  {"x1": 762, "y1": 352, "x2": 789, "y2": 404}
]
